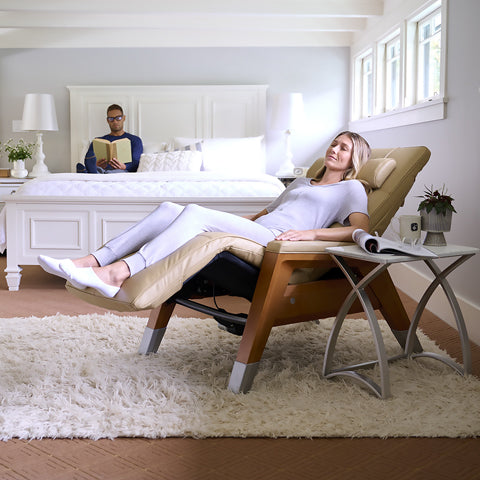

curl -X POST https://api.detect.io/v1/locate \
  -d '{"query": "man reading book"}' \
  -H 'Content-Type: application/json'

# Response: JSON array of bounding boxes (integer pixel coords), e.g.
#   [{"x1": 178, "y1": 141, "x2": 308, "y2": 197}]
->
[{"x1": 78, "y1": 104, "x2": 143, "y2": 173}]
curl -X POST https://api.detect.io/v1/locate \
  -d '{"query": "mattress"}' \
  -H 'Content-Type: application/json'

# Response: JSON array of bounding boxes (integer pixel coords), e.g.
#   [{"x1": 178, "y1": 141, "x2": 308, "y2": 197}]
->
[{"x1": 12, "y1": 172, "x2": 285, "y2": 198}]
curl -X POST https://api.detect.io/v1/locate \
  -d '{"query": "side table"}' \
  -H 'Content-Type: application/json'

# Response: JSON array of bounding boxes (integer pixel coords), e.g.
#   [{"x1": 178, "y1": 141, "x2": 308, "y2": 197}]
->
[{"x1": 324, "y1": 243, "x2": 478, "y2": 399}]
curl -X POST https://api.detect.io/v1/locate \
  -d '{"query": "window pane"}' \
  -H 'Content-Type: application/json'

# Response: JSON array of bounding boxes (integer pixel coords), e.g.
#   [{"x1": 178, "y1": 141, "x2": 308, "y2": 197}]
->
[
  {"x1": 385, "y1": 37, "x2": 400, "y2": 111},
  {"x1": 417, "y1": 11, "x2": 441, "y2": 101},
  {"x1": 362, "y1": 55, "x2": 373, "y2": 117}
]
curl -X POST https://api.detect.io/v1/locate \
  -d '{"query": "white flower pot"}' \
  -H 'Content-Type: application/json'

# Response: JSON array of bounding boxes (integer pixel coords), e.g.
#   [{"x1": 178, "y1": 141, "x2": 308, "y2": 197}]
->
[{"x1": 10, "y1": 160, "x2": 28, "y2": 178}]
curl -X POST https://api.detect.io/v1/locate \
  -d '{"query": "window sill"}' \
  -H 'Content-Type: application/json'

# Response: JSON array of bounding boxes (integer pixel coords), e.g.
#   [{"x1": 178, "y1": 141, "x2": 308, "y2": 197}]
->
[{"x1": 348, "y1": 97, "x2": 447, "y2": 133}]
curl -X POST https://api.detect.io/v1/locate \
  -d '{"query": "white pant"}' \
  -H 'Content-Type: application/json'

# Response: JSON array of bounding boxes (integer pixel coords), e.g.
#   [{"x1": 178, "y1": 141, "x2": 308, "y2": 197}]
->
[{"x1": 93, "y1": 202, "x2": 276, "y2": 276}]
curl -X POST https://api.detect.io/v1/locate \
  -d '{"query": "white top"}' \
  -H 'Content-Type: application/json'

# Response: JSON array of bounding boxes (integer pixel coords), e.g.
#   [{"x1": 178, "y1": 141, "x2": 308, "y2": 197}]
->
[{"x1": 255, "y1": 178, "x2": 368, "y2": 235}]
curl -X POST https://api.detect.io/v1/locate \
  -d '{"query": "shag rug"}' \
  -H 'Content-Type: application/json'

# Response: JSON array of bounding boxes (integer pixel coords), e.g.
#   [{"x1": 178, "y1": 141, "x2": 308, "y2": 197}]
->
[{"x1": 0, "y1": 313, "x2": 479, "y2": 440}]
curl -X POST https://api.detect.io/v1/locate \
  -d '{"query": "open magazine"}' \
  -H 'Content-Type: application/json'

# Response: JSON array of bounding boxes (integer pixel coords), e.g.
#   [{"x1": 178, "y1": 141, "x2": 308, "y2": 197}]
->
[{"x1": 352, "y1": 229, "x2": 437, "y2": 257}]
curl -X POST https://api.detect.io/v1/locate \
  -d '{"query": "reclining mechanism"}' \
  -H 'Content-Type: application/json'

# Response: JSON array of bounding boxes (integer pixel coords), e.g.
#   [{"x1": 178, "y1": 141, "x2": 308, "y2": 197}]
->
[
  {"x1": 173, "y1": 251, "x2": 259, "y2": 336},
  {"x1": 174, "y1": 250, "x2": 349, "y2": 337}
]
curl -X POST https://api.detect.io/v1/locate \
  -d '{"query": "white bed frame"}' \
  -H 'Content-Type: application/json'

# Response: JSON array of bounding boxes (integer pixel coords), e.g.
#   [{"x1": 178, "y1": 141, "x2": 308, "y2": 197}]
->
[{"x1": 3, "y1": 85, "x2": 272, "y2": 291}]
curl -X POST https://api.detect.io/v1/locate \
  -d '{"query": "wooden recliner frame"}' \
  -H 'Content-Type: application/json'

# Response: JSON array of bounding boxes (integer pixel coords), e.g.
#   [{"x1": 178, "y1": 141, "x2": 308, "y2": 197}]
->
[{"x1": 145, "y1": 248, "x2": 412, "y2": 393}]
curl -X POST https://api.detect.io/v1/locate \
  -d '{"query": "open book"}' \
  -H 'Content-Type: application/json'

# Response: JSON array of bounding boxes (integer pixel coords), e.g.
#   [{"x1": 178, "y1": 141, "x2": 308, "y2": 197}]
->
[
  {"x1": 92, "y1": 137, "x2": 132, "y2": 165},
  {"x1": 352, "y1": 229, "x2": 437, "y2": 257}
]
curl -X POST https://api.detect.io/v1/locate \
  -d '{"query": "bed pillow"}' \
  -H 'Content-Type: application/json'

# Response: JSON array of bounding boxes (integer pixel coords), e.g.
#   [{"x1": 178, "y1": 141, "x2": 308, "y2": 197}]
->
[
  {"x1": 142, "y1": 142, "x2": 169, "y2": 154},
  {"x1": 173, "y1": 136, "x2": 265, "y2": 173},
  {"x1": 172, "y1": 137, "x2": 203, "y2": 152},
  {"x1": 137, "y1": 150, "x2": 202, "y2": 172},
  {"x1": 203, "y1": 136, "x2": 265, "y2": 173}
]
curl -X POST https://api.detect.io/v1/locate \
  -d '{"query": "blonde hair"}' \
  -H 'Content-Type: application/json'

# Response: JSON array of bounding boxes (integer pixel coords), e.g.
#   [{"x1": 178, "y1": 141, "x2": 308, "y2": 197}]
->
[
  {"x1": 315, "y1": 131, "x2": 372, "y2": 191},
  {"x1": 336, "y1": 131, "x2": 371, "y2": 180}
]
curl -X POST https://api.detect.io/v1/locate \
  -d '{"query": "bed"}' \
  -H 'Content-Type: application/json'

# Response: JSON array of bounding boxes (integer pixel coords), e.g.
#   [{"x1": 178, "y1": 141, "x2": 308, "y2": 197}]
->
[{"x1": 1, "y1": 85, "x2": 285, "y2": 290}]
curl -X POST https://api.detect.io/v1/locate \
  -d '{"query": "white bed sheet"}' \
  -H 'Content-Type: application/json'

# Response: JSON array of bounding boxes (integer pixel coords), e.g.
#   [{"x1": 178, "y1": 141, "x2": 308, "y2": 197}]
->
[{"x1": 14, "y1": 172, "x2": 285, "y2": 198}]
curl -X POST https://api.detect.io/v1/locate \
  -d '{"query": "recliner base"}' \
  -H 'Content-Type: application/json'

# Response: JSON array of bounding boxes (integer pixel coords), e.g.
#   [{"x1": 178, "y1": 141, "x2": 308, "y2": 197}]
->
[
  {"x1": 138, "y1": 326, "x2": 167, "y2": 354},
  {"x1": 228, "y1": 361, "x2": 260, "y2": 394}
]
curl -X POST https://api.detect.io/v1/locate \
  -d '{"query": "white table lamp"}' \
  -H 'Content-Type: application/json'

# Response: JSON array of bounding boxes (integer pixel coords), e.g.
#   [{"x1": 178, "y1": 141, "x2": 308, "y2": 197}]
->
[
  {"x1": 21, "y1": 93, "x2": 58, "y2": 177},
  {"x1": 271, "y1": 93, "x2": 304, "y2": 176}
]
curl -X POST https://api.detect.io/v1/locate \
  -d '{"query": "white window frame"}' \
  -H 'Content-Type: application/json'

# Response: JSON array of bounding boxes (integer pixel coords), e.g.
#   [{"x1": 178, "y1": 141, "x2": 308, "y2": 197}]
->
[
  {"x1": 416, "y1": 10, "x2": 442, "y2": 101},
  {"x1": 361, "y1": 51, "x2": 374, "y2": 118},
  {"x1": 375, "y1": 28, "x2": 402, "y2": 115},
  {"x1": 385, "y1": 35, "x2": 401, "y2": 111},
  {"x1": 349, "y1": 0, "x2": 447, "y2": 133},
  {"x1": 352, "y1": 48, "x2": 374, "y2": 121}
]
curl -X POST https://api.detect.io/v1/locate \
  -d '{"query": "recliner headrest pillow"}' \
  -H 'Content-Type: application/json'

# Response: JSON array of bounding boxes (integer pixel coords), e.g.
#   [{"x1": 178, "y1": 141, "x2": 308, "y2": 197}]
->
[
  {"x1": 357, "y1": 157, "x2": 396, "y2": 189},
  {"x1": 310, "y1": 157, "x2": 396, "y2": 190}
]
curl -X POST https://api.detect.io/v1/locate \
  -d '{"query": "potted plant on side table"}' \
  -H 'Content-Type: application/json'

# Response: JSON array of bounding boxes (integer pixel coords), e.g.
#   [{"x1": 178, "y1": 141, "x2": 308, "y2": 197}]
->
[
  {"x1": 2, "y1": 138, "x2": 35, "y2": 178},
  {"x1": 417, "y1": 185, "x2": 456, "y2": 246}
]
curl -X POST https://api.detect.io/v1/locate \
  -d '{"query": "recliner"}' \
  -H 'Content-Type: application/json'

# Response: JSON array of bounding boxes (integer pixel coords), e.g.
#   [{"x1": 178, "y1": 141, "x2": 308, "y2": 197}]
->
[{"x1": 67, "y1": 146, "x2": 431, "y2": 393}]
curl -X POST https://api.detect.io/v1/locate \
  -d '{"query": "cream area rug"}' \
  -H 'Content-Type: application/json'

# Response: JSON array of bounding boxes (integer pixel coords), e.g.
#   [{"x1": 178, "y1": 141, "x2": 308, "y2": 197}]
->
[{"x1": 0, "y1": 313, "x2": 479, "y2": 440}]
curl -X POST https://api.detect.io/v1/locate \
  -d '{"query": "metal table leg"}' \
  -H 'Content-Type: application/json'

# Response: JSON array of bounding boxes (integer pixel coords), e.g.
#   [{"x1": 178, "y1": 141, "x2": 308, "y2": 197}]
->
[
  {"x1": 323, "y1": 256, "x2": 396, "y2": 399},
  {"x1": 405, "y1": 254, "x2": 475, "y2": 375}
]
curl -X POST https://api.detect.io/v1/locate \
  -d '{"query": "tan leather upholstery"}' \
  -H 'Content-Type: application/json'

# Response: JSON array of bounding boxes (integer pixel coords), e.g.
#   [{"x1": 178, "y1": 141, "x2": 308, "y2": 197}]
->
[
  {"x1": 68, "y1": 232, "x2": 265, "y2": 311},
  {"x1": 307, "y1": 156, "x2": 397, "y2": 190}
]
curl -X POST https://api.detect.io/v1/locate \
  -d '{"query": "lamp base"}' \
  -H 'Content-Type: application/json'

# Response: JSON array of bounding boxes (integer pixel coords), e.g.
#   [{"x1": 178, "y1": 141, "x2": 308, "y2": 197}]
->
[
  {"x1": 29, "y1": 132, "x2": 50, "y2": 177},
  {"x1": 275, "y1": 167, "x2": 295, "y2": 177},
  {"x1": 275, "y1": 129, "x2": 295, "y2": 176},
  {"x1": 30, "y1": 162, "x2": 50, "y2": 177},
  {"x1": 275, "y1": 156, "x2": 295, "y2": 177}
]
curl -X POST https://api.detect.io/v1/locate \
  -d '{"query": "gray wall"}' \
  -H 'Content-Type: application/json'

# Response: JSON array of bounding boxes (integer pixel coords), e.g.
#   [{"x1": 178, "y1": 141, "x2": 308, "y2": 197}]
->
[
  {"x1": 0, "y1": 47, "x2": 350, "y2": 174},
  {"x1": 361, "y1": 1, "x2": 480, "y2": 309}
]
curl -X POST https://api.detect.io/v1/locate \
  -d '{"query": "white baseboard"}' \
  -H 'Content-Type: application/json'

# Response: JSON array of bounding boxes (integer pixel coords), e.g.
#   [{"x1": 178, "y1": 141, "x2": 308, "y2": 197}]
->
[{"x1": 389, "y1": 263, "x2": 480, "y2": 347}]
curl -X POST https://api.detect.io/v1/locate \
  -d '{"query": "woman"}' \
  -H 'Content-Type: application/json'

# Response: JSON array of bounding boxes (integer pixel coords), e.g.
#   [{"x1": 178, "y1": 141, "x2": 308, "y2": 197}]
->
[{"x1": 38, "y1": 131, "x2": 371, "y2": 298}]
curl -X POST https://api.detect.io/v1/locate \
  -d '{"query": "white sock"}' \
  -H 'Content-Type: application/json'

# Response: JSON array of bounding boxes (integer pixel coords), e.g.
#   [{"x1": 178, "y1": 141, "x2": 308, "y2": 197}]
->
[
  {"x1": 63, "y1": 267, "x2": 120, "y2": 298},
  {"x1": 37, "y1": 256, "x2": 86, "y2": 289}
]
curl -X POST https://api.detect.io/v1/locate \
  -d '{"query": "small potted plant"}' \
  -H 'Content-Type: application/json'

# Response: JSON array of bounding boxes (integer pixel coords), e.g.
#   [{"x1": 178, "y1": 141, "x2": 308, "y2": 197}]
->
[
  {"x1": 417, "y1": 185, "x2": 456, "y2": 246},
  {"x1": 2, "y1": 138, "x2": 35, "y2": 178}
]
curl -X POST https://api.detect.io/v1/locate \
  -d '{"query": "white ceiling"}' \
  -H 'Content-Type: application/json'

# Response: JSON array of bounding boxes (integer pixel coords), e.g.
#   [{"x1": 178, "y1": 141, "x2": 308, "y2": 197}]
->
[{"x1": 0, "y1": 0, "x2": 384, "y2": 48}]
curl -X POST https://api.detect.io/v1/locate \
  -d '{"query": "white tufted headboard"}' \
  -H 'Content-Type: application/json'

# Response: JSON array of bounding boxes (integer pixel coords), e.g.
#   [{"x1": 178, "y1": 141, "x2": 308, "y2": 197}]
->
[{"x1": 67, "y1": 85, "x2": 268, "y2": 172}]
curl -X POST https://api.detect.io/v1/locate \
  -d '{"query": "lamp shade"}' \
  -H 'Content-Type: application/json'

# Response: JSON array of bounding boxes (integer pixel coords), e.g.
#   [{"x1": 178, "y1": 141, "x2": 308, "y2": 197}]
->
[
  {"x1": 271, "y1": 93, "x2": 304, "y2": 131},
  {"x1": 21, "y1": 93, "x2": 58, "y2": 131}
]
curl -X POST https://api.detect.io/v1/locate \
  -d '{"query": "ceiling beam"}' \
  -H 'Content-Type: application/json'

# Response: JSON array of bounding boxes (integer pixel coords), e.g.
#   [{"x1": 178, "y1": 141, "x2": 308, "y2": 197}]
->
[
  {"x1": 0, "y1": 0, "x2": 383, "y2": 16},
  {"x1": 0, "y1": 13, "x2": 367, "y2": 32},
  {"x1": 0, "y1": 27, "x2": 354, "y2": 48}
]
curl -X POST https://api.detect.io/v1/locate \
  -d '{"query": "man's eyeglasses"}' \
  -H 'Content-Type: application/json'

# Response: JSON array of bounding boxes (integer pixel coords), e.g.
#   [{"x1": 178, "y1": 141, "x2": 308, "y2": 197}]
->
[{"x1": 107, "y1": 115, "x2": 123, "y2": 122}]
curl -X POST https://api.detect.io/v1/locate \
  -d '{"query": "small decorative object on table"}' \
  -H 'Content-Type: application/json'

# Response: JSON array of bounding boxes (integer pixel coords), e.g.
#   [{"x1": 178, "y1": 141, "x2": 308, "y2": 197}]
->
[
  {"x1": 417, "y1": 185, "x2": 456, "y2": 246},
  {"x1": 352, "y1": 229, "x2": 436, "y2": 257},
  {"x1": 1, "y1": 138, "x2": 35, "y2": 178}
]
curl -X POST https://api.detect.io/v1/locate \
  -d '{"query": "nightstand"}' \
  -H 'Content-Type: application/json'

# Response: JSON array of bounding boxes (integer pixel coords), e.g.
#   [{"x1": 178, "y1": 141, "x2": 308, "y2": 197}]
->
[{"x1": 0, "y1": 177, "x2": 29, "y2": 208}]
